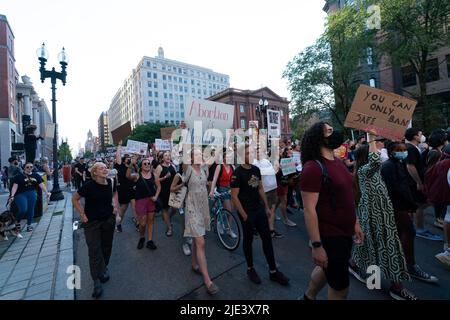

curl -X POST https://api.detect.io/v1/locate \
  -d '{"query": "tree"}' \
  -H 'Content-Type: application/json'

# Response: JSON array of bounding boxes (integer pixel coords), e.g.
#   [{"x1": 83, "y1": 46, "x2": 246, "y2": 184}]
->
[
  {"x1": 124, "y1": 122, "x2": 173, "y2": 145},
  {"x1": 83, "y1": 150, "x2": 94, "y2": 159},
  {"x1": 284, "y1": 2, "x2": 375, "y2": 130},
  {"x1": 58, "y1": 140, "x2": 73, "y2": 162},
  {"x1": 378, "y1": 0, "x2": 450, "y2": 129}
]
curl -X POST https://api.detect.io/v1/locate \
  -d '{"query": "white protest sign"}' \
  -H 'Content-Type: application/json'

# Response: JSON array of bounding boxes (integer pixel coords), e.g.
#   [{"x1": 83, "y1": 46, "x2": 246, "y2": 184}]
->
[
  {"x1": 280, "y1": 157, "x2": 296, "y2": 176},
  {"x1": 126, "y1": 139, "x2": 148, "y2": 155},
  {"x1": 155, "y1": 139, "x2": 171, "y2": 151},
  {"x1": 184, "y1": 97, "x2": 234, "y2": 145},
  {"x1": 267, "y1": 109, "x2": 281, "y2": 139},
  {"x1": 45, "y1": 124, "x2": 55, "y2": 139}
]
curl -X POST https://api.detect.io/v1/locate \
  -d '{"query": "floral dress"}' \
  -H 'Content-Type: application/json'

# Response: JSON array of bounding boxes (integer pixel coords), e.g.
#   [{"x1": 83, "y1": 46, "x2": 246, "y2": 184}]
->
[
  {"x1": 352, "y1": 152, "x2": 409, "y2": 282},
  {"x1": 184, "y1": 166, "x2": 210, "y2": 238}
]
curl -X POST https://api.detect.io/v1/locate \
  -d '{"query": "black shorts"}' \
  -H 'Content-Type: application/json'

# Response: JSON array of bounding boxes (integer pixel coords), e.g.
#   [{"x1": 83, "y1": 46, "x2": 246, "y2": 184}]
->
[
  {"x1": 411, "y1": 189, "x2": 426, "y2": 204},
  {"x1": 118, "y1": 186, "x2": 135, "y2": 205},
  {"x1": 321, "y1": 236, "x2": 353, "y2": 291}
]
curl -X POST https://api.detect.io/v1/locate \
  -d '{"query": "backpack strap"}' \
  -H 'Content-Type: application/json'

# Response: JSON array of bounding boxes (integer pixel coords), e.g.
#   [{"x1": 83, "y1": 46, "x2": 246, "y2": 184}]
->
[{"x1": 314, "y1": 159, "x2": 337, "y2": 215}]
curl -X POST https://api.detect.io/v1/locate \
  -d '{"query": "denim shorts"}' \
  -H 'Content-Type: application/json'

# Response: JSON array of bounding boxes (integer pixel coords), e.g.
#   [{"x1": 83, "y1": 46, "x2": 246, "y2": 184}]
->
[{"x1": 217, "y1": 186, "x2": 231, "y2": 200}]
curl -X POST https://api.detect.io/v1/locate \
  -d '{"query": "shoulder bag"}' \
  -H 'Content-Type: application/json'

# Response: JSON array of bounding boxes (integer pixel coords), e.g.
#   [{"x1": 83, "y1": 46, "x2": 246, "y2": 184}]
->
[{"x1": 168, "y1": 168, "x2": 192, "y2": 209}]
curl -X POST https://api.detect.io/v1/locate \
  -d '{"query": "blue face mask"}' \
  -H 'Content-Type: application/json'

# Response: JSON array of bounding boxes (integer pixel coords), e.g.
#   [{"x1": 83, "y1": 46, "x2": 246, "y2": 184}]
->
[{"x1": 393, "y1": 151, "x2": 408, "y2": 160}]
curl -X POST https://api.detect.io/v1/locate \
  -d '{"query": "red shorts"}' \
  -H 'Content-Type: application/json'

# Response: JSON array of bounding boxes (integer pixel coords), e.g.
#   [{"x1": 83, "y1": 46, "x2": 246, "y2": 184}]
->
[
  {"x1": 277, "y1": 185, "x2": 288, "y2": 196},
  {"x1": 135, "y1": 198, "x2": 156, "y2": 216}
]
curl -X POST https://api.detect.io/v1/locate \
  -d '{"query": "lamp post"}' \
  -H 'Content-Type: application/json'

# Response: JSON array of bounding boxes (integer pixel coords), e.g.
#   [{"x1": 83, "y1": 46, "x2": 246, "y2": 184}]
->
[
  {"x1": 257, "y1": 98, "x2": 269, "y2": 129},
  {"x1": 36, "y1": 43, "x2": 68, "y2": 202}
]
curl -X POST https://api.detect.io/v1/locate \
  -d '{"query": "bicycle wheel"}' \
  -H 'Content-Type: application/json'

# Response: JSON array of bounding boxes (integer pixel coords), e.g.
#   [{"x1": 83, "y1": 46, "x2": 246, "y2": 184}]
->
[{"x1": 216, "y1": 209, "x2": 240, "y2": 251}]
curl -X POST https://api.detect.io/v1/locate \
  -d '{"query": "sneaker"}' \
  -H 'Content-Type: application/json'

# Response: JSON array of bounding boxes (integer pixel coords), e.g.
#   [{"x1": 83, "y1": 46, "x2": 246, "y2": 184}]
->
[
  {"x1": 135, "y1": 222, "x2": 140, "y2": 232},
  {"x1": 99, "y1": 268, "x2": 110, "y2": 284},
  {"x1": 166, "y1": 228, "x2": 173, "y2": 237},
  {"x1": 434, "y1": 219, "x2": 444, "y2": 229},
  {"x1": 416, "y1": 229, "x2": 443, "y2": 241},
  {"x1": 92, "y1": 280, "x2": 103, "y2": 299},
  {"x1": 269, "y1": 270, "x2": 290, "y2": 286},
  {"x1": 348, "y1": 265, "x2": 367, "y2": 284},
  {"x1": 408, "y1": 264, "x2": 439, "y2": 283},
  {"x1": 271, "y1": 230, "x2": 284, "y2": 239},
  {"x1": 26, "y1": 225, "x2": 33, "y2": 232},
  {"x1": 217, "y1": 221, "x2": 224, "y2": 235},
  {"x1": 146, "y1": 240, "x2": 157, "y2": 250},
  {"x1": 116, "y1": 224, "x2": 123, "y2": 233},
  {"x1": 182, "y1": 243, "x2": 191, "y2": 256},
  {"x1": 137, "y1": 237, "x2": 145, "y2": 250},
  {"x1": 275, "y1": 215, "x2": 281, "y2": 221},
  {"x1": 227, "y1": 229, "x2": 237, "y2": 239},
  {"x1": 283, "y1": 219, "x2": 297, "y2": 227},
  {"x1": 186, "y1": 237, "x2": 193, "y2": 245},
  {"x1": 435, "y1": 250, "x2": 450, "y2": 268},
  {"x1": 247, "y1": 268, "x2": 262, "y2": 284},
  {"x1": 389, "y1": 288, "x2": 418, "y2": 300}
]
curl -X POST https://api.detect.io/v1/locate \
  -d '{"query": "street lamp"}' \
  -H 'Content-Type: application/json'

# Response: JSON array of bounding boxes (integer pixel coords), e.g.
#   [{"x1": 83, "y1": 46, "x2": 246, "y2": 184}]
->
[
  {"x1": 257, "y1": 98, "x2": 269, "y2": 129},
  {"x1": 37, "y1": 43, "x2": 68, "y2": 202}
]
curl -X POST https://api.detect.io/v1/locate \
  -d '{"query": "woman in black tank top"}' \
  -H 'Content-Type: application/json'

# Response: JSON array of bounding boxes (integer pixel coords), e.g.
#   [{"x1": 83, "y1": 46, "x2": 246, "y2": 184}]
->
[{"x1": 155, "y1": 151, "x2": 176, "y2": 237}]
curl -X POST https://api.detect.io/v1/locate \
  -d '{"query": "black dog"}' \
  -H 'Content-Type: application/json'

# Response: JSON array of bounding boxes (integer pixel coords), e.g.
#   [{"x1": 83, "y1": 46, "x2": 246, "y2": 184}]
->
[{"x1": 0, "y1": 210, "x2": 23, "y2": 240}]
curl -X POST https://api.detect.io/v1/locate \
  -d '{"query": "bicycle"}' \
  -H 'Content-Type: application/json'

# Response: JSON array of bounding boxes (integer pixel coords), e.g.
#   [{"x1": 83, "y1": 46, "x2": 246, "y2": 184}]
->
[{"x1": 209, "y1": 190, "x2": 240, "y2": 251}]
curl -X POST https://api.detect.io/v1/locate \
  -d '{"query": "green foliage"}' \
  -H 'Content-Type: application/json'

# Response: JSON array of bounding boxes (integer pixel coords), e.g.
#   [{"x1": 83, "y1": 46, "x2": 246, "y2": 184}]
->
[
  {"x1": 124, "y1": 122, "x2": 173, "y2": 145},
  {"x1": 83, "y1": 150, "x2": 94, "y2": 159},
  {"x1": 57, "y1": 141, "x2": 73, "y2": 162}
]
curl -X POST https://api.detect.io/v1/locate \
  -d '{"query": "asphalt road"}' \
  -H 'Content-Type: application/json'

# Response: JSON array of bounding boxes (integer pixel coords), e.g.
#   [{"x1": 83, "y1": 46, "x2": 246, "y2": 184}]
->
[{"x1": 74, "y1": 204, "x2": 450, "y2": 300}]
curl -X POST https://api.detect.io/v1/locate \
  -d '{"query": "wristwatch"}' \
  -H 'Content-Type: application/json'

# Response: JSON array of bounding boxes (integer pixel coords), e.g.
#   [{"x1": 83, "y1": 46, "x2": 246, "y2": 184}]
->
[{"x1": 311, "y1": 241, "x2": 322, "y2": 248}]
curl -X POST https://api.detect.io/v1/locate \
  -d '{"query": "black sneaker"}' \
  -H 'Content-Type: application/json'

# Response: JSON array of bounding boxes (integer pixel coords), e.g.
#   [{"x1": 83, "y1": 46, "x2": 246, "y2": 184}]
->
[
  {"x1": 99, "y1": 268, "x2": 110, "y2": 284},
  {"x1": 247, "y1": 268, "x2": 262, "y2": 284},
  {"x1": 271, "y1": 230, "x2": 284, "y2": 239},
  {"x1": 26, "y1": 225, "x2": 33, "y2": 232},
  {"x1": 269, "y1": 270, "x2": 289, "y2": 286},
  {"x1": 137, "y1": 237, "x2": 145, "y2": 250},
  {"x1": 92, "y1": 280, "x2": 103, "y2": 299},
  {"x1": 146, "y1": 240, "x2": 157, "y2": 250},
  {"x1": 116, "y1": 224, "x2": 123, "y2": 233},
  {"x1": 389, "y1": 288, "x2": 418, "y2": 300}
]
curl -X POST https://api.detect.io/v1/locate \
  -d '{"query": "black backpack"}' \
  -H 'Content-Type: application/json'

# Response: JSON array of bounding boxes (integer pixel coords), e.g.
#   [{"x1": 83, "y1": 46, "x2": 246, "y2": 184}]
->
[{"x1": 314, "y1": 159, "x2": 337, "y2": 215}]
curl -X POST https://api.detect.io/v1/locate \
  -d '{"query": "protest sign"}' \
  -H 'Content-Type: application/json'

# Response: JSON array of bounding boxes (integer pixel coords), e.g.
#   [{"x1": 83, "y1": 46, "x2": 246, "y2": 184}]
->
[
  {"x1": 155, "y1": 139, "x2": 171, "y2": 151},
  {"x1": 111, "y1": 121, "x2": 132, "y2": 144},
  {"x1": 267, "y1": 109, "x2": 281, "y2": 139},
  {"x1": 292, "y1": 151, "x2": 301, "y2": 165},
  {"x1": 344, "y1": 85, "x2": 417, "y2": 141},
  {"x1": 45, "y1": 123, "x2": 55, "y2": 139},
  {"x1": 184, "y1": 98, "x2": 234, "y2": 145},
  {"x1": 334, "y1": 144, "x2": 349, "y2": 159},
  {"x1": 126, "y1": 139, "x2": 148, "y2": 155},
  {"x1": 160, "y1": 127, "x2": 176, "y2": 140},
  {"x1": 280, "y1": 158, "x2": 296, "y2": 176}
]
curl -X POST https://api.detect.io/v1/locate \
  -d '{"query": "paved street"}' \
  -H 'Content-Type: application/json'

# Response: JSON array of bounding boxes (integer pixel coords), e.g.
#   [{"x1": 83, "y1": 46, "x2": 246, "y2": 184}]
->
[{"x1": 74, "y1": 205, "x2": 450, "y2": 300}]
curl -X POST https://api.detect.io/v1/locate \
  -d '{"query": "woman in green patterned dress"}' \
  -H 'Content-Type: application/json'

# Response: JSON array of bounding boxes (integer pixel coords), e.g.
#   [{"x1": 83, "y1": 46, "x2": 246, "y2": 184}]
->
[{"x1": 351, "y1": 131, "x2": 417, "y2": 300}]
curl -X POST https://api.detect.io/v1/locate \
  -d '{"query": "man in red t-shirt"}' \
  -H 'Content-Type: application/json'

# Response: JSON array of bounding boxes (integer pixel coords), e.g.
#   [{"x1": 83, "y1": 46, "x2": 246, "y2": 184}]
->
[{"x1": 299, "y1": 122, "x2": 363, "y2": 300}]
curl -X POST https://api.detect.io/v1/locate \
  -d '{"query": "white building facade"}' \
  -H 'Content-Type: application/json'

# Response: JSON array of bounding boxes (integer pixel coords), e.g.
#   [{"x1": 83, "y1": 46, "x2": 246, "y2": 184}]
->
[{"x1": 108, "y1": 48, "x2": 230, "y2": 132}]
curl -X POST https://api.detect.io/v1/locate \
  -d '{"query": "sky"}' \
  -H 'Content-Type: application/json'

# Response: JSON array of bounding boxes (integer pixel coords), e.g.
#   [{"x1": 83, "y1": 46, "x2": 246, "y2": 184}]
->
[{"x1": 2, "y1": 0, "x2": 327, "y2": 154}]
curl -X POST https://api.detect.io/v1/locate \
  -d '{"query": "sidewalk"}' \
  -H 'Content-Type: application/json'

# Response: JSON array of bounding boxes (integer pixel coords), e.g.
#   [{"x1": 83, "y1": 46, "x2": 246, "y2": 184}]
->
[{"x1": 0, "y1": 191, "x2": 74, "y2": 300}]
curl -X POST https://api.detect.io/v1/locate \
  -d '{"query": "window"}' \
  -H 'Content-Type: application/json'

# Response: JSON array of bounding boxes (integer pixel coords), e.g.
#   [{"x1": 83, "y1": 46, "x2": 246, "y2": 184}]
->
[
  {"x1": 163, "y1": 75, "x2": 167, "y2": 80},
  {"x1": 147, "y1": 61, "x2": 151, "y2": 67},
  {"x1": 180, "y1": 95, "x2": 184, "y2": 101},
  {"x1": 153, "y1": 63, "x2": 157, "y2": 69},
  {"x1": 170, "y1": 102, "x2": 174, "y2": 108},
  {"x1": 174, "y1": 76, "x2": 177, "y2": 82},
  {"x1": 168, "y1": 66, "x2": 172, "y2": 71},
  {"x1": 402, "y1": 65, "x2": 417, "y2": 87},
  {"x1": 147, "y1": 72, "x2": 152, "y2": 78},
  {"x1": 191, "y1": 79, "x2": 195, "y2": 85},
  {"x1": 170, "y1": 112, "x2": 174, "y2": 118},
  {"x1": 148, "y1": 101, "x2": 153, "y2": 107},
  {"x1": 169, "y1": 93, "x2": 173, "y2": 99},
  {"x1": 426, "y1": 58, "x2": 439, "y2": 82},
  {"x1": 175, "y1": 85, "x2": 178, "y2": 91},
  {"x1": 164, "y1": 102, "x2": 168, "y2": 108},
  {"x1": 148, "y1": 91, "x2": 153, "y2": 97},
  {"x1": 280, "y1": 109, "x2": 284, "y2": 117},
  {"x1": 153, "y1": 73, "x2": 157, "y2": 79},
  {"x1": 164, "y1": 93, "x2": 168, "y2": 99},
  {"x1": 369, "y1": 77, "x2": 376, "y2": 88},
  {"x1": 367, "y1": 47, "x2": 373, "y2": 65},
  {"x1": 154, "y1": 83, "x2": 158, "y2": 89},
  {"x1": 180, "y1": 103, "x2": 184, "y2": 109},
  {"x1": 168, "y1": 75, "x2": 172, "y2": 81},
  {"x1": 162, "y1": 65, "x2": 166, "y2": 71},
  {"x1": 181, "y1": 112, "x2": 185, "y2": 118},
  {"x1": 175, "y1": 94, "x2": 179, "y2": 101},
  {"x1": 178, "y1": 67, "x2": 182, "y2": 74},
  {"x1": 163, "y1": 83, "x2": 167, "y2": 90},
  {"x1": 179, "y1": 77, "x2": 183, "y2": 83},
  {"x1": 149, "y1": 111, "x2": 154, "y2": 116},
  {"x1": 155, "y1": 101, "x2": 159, "y2": 107},
  {"x1": 148, "y1": 81, "x2": 152, "y2": 87},
  {"x1": 192, "y1": 88, "x2": 195, "y2": 94},
  {"x1": 447, "y1": 55, "x2": 450, "y2": 78},
  {"x1": 240, "y1": 104, "x2": 245, "y2": 113},
  {"x1": 154, "y1": 92, "x2": 159, "y2": 98},
  {"x1": 240, "y1": 118, "x2": 246, "y2": 129},
  {"x1": 169, "y1": 84, "x2": 173, "y2": 90}
]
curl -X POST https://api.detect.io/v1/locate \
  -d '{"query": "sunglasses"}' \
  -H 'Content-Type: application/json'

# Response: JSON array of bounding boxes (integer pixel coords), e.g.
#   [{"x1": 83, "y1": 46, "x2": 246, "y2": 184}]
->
[
  {"x1": 142, "y1": 162, "x2": 151, "y2": 166},
  {"x1": 25, "y1": 166, "x2": 33, "y2": 169}
]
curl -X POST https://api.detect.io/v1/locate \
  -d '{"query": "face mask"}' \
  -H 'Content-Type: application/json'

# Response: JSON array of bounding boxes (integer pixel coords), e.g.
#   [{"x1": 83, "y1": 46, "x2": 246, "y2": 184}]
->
[
  {"x1": 393, "y1": 151, "x2": 408, "y2": 160},
  {"x1": 420, "y1": 135, "x2": 426, "y2": 143},
  {"x1": 323, "y1": 131, "x2": 344, "y2": 150},
  {"x1": 350, "y1": 145, "x2": 356, "y2": 151}
]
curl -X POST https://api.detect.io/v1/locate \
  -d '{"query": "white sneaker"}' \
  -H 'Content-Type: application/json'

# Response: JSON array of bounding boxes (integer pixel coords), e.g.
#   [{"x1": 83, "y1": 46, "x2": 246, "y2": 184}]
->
[
  {"x1": 227, "y1": 229, "x2": 237, "y2": 239},
  {"x1": 186, "y1": 237, "x2": 193, "y2": 245},
  {"x1": 283, "y1": 219, "x2": 297, "y2": 227},
  {"x1": 435, "y1": 250, "x2": 450, "y2": 268},
  {"x1": 182, "y1": 243, "x2": 191, "y2": 256},
  {"x1": 217, "y1": 221, "x2": 224, "y2": 235},
  {"x1": 275, "y1": 215, "x2": 281, "y2": 221}
]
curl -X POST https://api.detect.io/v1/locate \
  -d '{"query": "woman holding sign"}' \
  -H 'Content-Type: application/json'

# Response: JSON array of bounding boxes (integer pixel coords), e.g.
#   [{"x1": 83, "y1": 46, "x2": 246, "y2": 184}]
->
[{"x1": 276, "y1": 148, "x2": 297, "y2": 227}]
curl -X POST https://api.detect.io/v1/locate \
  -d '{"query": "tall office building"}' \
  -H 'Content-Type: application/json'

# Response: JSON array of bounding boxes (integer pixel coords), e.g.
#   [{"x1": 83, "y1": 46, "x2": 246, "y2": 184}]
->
[
  {"x1": 108, "y1": 47, "x2": 230, "y2": 132},
  {"x1": 98, "y1": 111, "x2": 110, "y2": 151}
]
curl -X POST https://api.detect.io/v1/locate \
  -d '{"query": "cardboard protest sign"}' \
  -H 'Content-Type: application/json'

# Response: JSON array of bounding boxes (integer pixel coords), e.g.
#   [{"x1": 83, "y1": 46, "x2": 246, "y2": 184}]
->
[
  {"x1": 280, "y1": 158, "x2": 296, "y2": 176},
  {"x1": 344, "y1": 85, "x2": 417, "y2": 141},
  {"x1": 334, "y1": 144, "x2": 349, "y2": 159},
  {"x1": 155, "y1": 139, "x2": 171, "y2": 151},
  {"x1": 111, "y1": 121, "x2": 132, "y2": 144},
  {"x1": 160, "y1": 127, "x2": 176, "y2": 140},
  {"x1": 126, "y1": 139, "x2": 148, "y2": 155}
]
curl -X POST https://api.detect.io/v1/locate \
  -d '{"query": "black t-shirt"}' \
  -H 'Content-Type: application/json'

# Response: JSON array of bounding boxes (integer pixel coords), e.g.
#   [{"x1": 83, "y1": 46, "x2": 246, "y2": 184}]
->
[
  {"x1": 75, "y1": 163, "x2": 87, "y2": 176},
  {"x1": 135, "y1": 174, "x2": 156, "y2": 200},
  {"x1": 208, "y1": 163, "x2": 218, "y2": 182},
  {"x1": 159, "y1": 164, "x2": 176, "y2": 192},
  {"x1": 78, "y1": 179, "x2": 117, "y2": 221},
  {"x1": 152, "y1": 159, "x2": 160, "y2": 170},
  {"x1": 13, "y1": 172, "x2": 43, "y2": 194},
  {"x1": 114, "y1": 163, "x2": 133, "y2": 189},
  {"x1": 406, "y1": 143, "x2": 424, "y2": 183},
  {"x1": 230, "y1": 165, "x2": 262, "y2": 213}
]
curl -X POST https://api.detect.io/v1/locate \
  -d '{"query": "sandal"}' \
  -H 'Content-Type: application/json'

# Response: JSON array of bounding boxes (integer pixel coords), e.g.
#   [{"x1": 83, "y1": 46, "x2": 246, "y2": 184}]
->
[
  {"x1": 206, "y1": 282, "x2": 219, "y2": 295},
  {"x1": 192, "y1": 266, "x2": 202, "y2": 275}
]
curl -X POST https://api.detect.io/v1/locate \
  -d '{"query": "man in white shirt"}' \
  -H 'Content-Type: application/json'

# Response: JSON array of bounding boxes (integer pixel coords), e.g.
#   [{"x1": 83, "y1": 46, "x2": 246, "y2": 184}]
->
[
  {"x1": 374, "y1": 136, "x2": 389, "y2": 163},
  {"x1": 253, "y1": 156, "x2": 283, "y2": 239}
]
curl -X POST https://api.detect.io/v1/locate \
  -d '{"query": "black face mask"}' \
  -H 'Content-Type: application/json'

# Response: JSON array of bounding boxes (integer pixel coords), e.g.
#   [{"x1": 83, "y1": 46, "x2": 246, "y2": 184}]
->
[{"x1": 323, "y1": 131, "x2": 344, "y2": 150}]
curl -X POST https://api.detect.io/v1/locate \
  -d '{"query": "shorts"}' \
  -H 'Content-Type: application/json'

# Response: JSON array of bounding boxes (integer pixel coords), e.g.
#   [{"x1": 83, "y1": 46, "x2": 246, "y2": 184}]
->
[
  {"x1": 266, "y1": 189, "x2": 278, "y2": 209},
  {"x1": 277, "y1": 185, "x2": 288, "y2": 197},
  {"x1": 411, "y1": 188, "x2": 426, "y2": 204},
  {"x1": 135, "y1": 197, "x2": 156, "y2": 216},
  {"x1": 217, "y1": 186, "x2": 231, "y2": 200},
  {"x1": 118, "y1": 186, "x2": 135, "y2": 205},
  {"x1": 321, "y1": 236, "x2": 353, "y2": 291}
]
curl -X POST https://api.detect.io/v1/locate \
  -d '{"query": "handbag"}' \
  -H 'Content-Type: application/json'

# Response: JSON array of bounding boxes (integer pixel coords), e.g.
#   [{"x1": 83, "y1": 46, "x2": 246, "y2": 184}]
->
[{"x1": 168, "y1": 169, "x2": 192, "y2": 209}]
